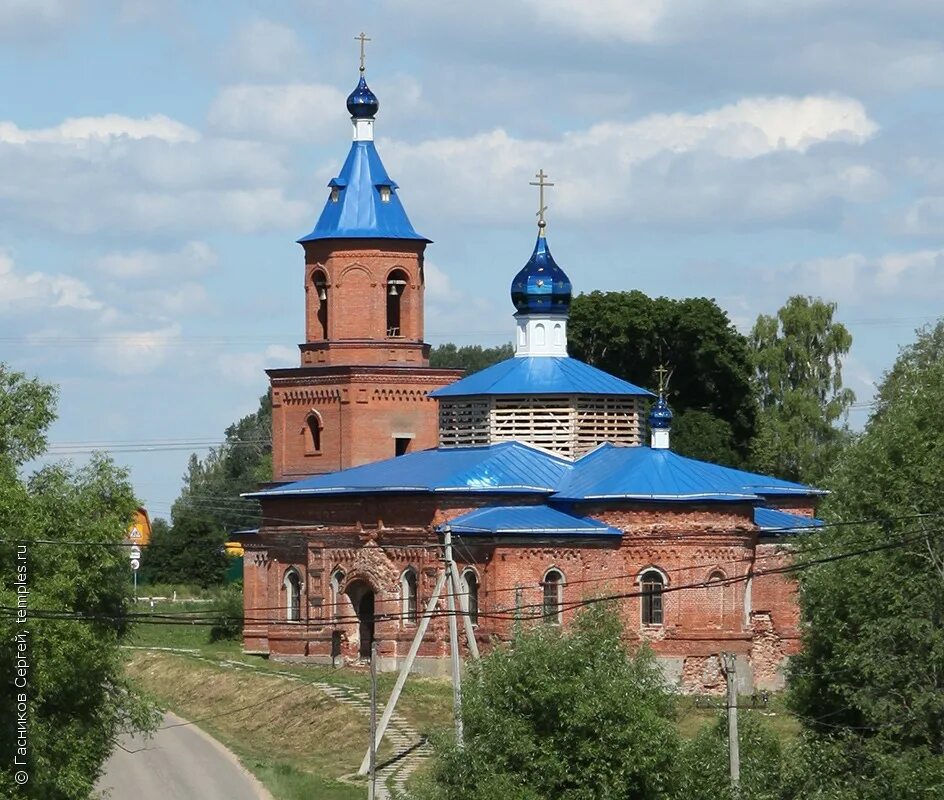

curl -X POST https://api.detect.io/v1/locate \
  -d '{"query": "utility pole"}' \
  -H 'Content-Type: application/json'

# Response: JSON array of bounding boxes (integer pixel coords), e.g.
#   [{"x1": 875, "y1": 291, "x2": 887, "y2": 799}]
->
[
  {"x1": 358, "y1": 570, "x2": 447, "y2": 776},
  {"x1": 722, "y1": 652, "x2": 740, "y2": 793},
  {"x1": 368, "y1": 640, "x2": 377, "y2": 800},
  {"x1": 443, "y1": 526, "x2": 464, "y2": 745}
]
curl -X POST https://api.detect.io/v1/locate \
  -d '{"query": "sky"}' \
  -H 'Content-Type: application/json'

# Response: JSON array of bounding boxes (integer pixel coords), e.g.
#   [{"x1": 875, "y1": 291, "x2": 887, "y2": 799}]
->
[{"x1": 3, "y1": 0, "x2": 944, "y2": 521}]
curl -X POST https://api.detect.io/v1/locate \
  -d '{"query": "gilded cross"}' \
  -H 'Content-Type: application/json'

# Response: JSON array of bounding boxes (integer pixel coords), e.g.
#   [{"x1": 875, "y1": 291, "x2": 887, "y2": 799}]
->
[
  {"x1": 355, "y1": 32, "x2": 371, "y2": 72},
  {"x1": 655, "y1": 365, "x2": 671, "y2": 394},
  {"x1": 529, "y1": 169, "x2": 554, "y2": 230}
]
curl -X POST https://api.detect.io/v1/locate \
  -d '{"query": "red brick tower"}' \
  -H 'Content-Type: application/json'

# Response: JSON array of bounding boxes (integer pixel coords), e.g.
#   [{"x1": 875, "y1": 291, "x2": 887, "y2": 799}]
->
[{"x1": 268, "y1": 64, "x2": 461, "y2": 481}]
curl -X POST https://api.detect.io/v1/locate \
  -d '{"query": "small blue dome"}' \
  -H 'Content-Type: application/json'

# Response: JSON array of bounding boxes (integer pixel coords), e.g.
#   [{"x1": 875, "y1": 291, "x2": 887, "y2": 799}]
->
[
  {"x1": 649, "y1": 394, "x2": 673, "y2": 430},
  {"x1": 347, "y1": 75, "x2": 379, "y2": 119},
  {"x1": 510, "y1": 234, "x2": 573, "y2": 316}
]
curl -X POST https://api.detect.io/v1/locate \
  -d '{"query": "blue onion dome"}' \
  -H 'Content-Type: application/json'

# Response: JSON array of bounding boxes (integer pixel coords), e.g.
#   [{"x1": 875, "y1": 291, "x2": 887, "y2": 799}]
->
[
  {"x1": 510, "y1": 234, "x2": 573, "y2": 315},
  {"x1": 649, "y1": 394, "x2": 673, "y2": 430},
  {"x1": 347, "y1": 74, "x2": 379, "y2": 118}
]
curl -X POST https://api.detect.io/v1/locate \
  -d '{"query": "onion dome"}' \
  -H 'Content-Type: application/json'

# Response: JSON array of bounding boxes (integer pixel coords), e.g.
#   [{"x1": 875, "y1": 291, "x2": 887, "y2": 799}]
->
[
  {"x1": 347, "y1": 75, "x2": 379, "y2": 119},
  {"x1": 648, "y1": 394, "x2": 673, "y2": 430},
  {"x1": 510, "y1": 234, "x2": 573, "y2": 316}
]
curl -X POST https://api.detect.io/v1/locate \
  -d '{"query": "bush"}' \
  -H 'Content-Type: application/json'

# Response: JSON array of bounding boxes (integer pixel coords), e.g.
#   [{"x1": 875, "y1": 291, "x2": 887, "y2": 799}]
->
[{"x1": 208, "y1": 585, "x2": 244, "y2": 643}]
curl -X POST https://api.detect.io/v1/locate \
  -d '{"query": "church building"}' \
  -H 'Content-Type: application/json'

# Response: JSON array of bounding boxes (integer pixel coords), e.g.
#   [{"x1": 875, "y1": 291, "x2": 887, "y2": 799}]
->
[{"x1": 241, "y1": 61, "x2": 825, "y2": 693}]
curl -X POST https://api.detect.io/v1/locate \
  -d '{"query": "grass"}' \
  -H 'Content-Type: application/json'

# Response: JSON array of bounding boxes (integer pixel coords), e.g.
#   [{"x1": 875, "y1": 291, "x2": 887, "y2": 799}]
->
[{"x1": 128, "y1": 650, "x2": 365, "y2": 800}]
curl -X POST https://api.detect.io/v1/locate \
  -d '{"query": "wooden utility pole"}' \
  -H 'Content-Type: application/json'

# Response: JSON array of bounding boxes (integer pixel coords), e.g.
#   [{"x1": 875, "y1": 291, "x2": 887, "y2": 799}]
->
[
  {"x1": 722, "y1": 652, "x2": 740, "y2": 793},
  {"x1": 443, "y1": 527, "x2": 464, "y2": 745},
  {"x1": 369, "y1": 640, "x2": 377, "y2": 800}
]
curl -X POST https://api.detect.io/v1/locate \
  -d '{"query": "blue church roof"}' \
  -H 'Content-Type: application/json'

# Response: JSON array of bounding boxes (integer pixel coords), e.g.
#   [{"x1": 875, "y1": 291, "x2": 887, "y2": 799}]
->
[
  {"x1": 246, "y1": 442, "x2": 570, "y2": 498},
  {"x1": 511, "y1": 234, "x2": 572, "y2": 316},
  {"x1": 298, "y1": 140, "x2": 428, "y2": 243},
  {"x1": 553, "y1": 444, "x2": 824, "y2": 502},
  {"x1": 442, "y1": 505, "x2": 621, "y2": 537},
  {"x1": 430, "y1": 356, "x2": 654, "y2": 398},
  {"x1": 754, "y1": 507, "x2": 824, "y2": 532}
]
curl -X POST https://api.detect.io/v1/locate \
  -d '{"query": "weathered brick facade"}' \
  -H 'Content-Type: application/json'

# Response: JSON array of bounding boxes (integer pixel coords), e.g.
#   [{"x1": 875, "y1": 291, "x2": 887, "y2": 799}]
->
[{"x1": 243, "y1": 494, "x2": 812, "y2": 692}]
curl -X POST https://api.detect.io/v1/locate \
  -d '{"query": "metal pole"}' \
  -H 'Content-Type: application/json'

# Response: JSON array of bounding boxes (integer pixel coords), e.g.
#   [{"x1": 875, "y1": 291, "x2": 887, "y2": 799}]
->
[
  {"x1": 724, "y1": 653, "x2": 740, "y2": 793},
  {"x1": 133, "y1": 569, "x2": 137, "y2": 604},
  {"x1": 444, "y1": 527, "x2": 464, "y2": 745},
  {"x1": 358, "y1": 570, "x2": 447, "y2": 775},
  {"x1": 369, "y1": 640, "x2": 377, "y2": 800}
]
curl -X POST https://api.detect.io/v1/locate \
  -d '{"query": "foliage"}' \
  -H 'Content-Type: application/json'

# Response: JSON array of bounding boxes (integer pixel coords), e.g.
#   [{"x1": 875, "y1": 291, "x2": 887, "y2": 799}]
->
[
  {"x1": 413, "y1": 604, "x2": 681, "y2": 800},
  {"x1": 787, "y1": 322, "x2": 944, "y2": 792},
  {"x1": 155, "y1": 392, "x2": 271, "y2": 585},
  {"x1": 0, "y1": 364, "x2": 57, "y2": 466},
  {"x1": 673, "y1": 712, "x2": 785, "y2": 800},
  {"x1": 0, "y1": 367, "x2": 158, "y2": 799},
  {"x1": 749, "y1": 296, "x2": 854, "y2": 484},
  {"x1": 209, "y1": 584, "x2": 245, "y2": 642},
  {"x1": 429, "y1": 342, "x2": 514, "y2": 374},
  {"x1": 568, "y1": 291, "x2": 756, "y2": 465},
  {"x1": 142, "y1": 507, "x2": 229, "y2": 588}
]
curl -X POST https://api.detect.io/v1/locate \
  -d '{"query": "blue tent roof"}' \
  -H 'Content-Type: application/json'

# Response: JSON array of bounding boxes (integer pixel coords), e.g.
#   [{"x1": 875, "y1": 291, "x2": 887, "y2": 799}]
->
[
  {"x1": 442, "y1": 505, "x2": 621, "y2": 536},
  {"x1": 430, "y1": 356, "x2": 654, "y2": 398},
  {"x1": 298, "y1": 140, "x2": 429, "y2": 243},
  {"x1": 754, "y1": 507, "x2": 824, "y2": 532},
  {"x1": 554, "y1": 444, "x2": 824, "y2": 502},
  {"x1": 245, "y1": 442, "x2": 570, "y2": 498}
]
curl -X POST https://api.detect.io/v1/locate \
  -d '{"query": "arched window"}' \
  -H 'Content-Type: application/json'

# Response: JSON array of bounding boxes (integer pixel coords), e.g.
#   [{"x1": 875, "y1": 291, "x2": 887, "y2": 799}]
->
[
  {"x1": 312, "y1": 270, "x2": 329, "y2": 339},
  {"x1": 542, "y1": 568, "x2": 564, "y2": 624},
  {"x1": 329, "y1": 568, "x2": 345, "y2": 623},
  {"x1": 386, "y1": 269, "x2": 408, "y2": 337},
  {"x1": 401, "y1": 568, "x2": 418, "y2": 624},
  {"x1": 306, "y1": 411, "x2": 322, "y2": 454},
  {"x1": 534, "y1": 322, "x2": 546, "y2": 346},
  {"x1": 461, "y1": 569, "x2": 479, "y2": 626},
  {"x1": 640, "y1": 569, "x2": 665, "y2": 626},
  {"x1": 284, "y1": 569, "x2": 301, "y2": 622}
]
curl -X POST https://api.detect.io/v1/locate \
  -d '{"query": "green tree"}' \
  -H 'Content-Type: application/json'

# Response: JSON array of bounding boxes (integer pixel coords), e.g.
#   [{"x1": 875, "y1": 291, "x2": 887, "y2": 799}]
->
[
  {"x1": 0, "y1": 368, "x2": 157, "y2": 799},
  {"x1": 750, "y1": 296, "x2": 854, "y2": 484},
  {"x1": 568, "y1": 291, "x2": 756, "y2": 465},
  {"x1": 413, "y1": 605, "x2": 681, "y2": 800},
  {"x1": 787, "y1": 321, "x2": 944, "y2": 795},
  {"x1": 429, "y1": 342, "x2": 514, "y2": 374}
]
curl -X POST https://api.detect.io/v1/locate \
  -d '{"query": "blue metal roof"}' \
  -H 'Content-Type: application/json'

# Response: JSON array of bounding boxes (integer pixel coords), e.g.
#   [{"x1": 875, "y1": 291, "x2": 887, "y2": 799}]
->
[
  {"x1": 554, "y1": 444, "x2": 824, "y2": 502},
  {"x1": 430, "y1": 357, "x2": 654, "y2": 398},
  {"x1": 245, "y1": 442, "x2": 570, "y2": 498},
  {"x1": 298, "y1": 139, "x2": 429, "y2": 243},
  {"x1": 511, "y1": 234, "x2": 572, "y2": 316},
  {"x1": 442, "y1": 505, "x2": 621, "y2": 537},
  {"x1": 754, "y1": 507, "x2": 824, "y2": 532}
]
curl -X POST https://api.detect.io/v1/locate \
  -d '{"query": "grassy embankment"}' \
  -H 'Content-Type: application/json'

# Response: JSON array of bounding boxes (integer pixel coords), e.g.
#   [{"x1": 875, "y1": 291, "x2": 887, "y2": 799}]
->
[{"x1": 126, "y1": 591, "x2": 798, "y2": 798}]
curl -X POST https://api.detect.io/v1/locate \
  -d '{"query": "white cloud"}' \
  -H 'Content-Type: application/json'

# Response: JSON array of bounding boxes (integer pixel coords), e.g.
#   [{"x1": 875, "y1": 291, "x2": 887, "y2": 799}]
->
[
  {"x1": 0, "y1": 0, "x2": 81, "y2": 42},
  {"x1": 901, "y1": 197, "x2": 944, "y2": 237},
  {"x1": 217, "y1": 344, "x2": 296, "y2": 386},
  {"x1": 385, "y1": 94, "x2": 878, "y2": 226},
  {"x1": 0, "y1": 115, "x2": 306, "y2": 236},
  {"x1": 519, "y1": 0, "x2": 842, "y2": 43},
  {"x1": 221, "y1": 17, "x2": 308, "y2": 79},
  {"x1": 424, "y1": 261, "x2": 510, "y2": 344},
  {"x1": 94, "y1": 323, "x2": 182, "y2": 375},
  {"x1": 0, "y1": 251, "x2": 103, "y2": 312},
  {"x1": 0, "y1": 114, "x2": 198, "y2": 144},
  {"x1": 758, "y1": 248, "x2": 944, "y2": 307},
  {"x1": 207, "y1": 83, "x2": 347, "y2": 142},
  {"x1": 97, "y1": 241, "x2": 218, "y2": 279}
]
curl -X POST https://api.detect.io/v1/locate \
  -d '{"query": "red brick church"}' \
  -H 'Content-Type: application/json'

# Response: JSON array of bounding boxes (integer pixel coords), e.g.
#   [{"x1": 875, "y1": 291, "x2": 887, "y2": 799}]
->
[{"x1": 240, "y1": 63, "x2": 824, "y2": 693}]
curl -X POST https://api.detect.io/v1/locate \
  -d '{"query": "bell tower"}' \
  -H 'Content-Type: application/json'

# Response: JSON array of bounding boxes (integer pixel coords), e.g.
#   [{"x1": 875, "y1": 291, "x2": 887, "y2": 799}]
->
[{"x1": 268, "y1": 41, "x2": 461, "y2": 481}]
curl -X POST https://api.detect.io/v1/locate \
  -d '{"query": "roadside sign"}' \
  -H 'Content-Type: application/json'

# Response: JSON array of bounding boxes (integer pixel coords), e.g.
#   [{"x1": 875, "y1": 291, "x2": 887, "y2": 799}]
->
[
  {"x1": 129, "y1": 526, "x2": 141, "y2": 540},
  {"x1": 129, "y1": 545, "x2": 142, "y2": 560},
  {"x1": 130, "y1": 558, "x2": 140, "y2": 571}
]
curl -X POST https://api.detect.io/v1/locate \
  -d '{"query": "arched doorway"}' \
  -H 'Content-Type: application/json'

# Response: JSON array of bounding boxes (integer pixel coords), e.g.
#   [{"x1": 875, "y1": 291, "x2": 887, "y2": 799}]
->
[{"x1": 346, "y1": 580, "x2": 375, "y2": 659}]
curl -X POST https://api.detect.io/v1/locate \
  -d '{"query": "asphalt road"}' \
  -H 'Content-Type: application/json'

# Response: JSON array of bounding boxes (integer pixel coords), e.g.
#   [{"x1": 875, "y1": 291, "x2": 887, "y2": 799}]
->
[{"x1": 97, "y1": 712, "x2": 268, "y2": 800}]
